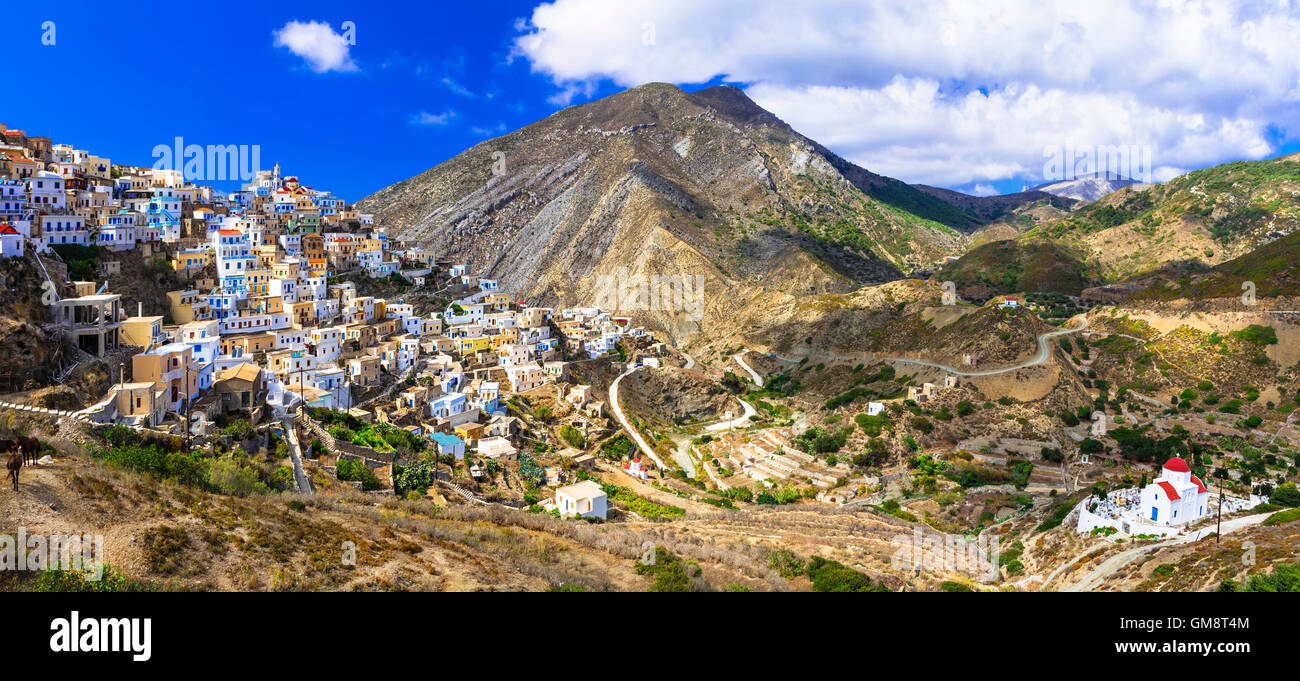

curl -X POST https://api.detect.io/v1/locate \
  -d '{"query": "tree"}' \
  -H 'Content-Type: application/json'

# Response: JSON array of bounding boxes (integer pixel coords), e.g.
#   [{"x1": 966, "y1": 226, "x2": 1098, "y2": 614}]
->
[
  {"x1": 720, "y1": 371, "x2": 746, "y2": 393},
  {"x1": 1272, "y1": 482, "x2": 1300, "y2": 507},
  {"x1": 559, "y1": 424, "x2": 586, "y2": 449},
  {"x1": 1079, "y1": 438, "x2": 1105, "y2": 455}
]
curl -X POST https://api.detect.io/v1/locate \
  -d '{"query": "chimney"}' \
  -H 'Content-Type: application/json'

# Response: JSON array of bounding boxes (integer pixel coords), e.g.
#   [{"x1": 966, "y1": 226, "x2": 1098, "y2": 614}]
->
[{"x1": 138, "y1": 301, "x2": 142, "y2": 317}]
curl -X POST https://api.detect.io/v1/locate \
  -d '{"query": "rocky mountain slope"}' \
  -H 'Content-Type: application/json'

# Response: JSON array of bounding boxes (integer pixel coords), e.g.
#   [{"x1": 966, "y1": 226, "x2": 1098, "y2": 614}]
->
[
  {"x1": 914, "y1": 184, "x2": 1074, "y2": 223},
  {"x1": 934, "y1": 238, "x2": 1100, "y2": 299},
  {"x1": 1030, "y1": 173, "x2": 1140, "y2": 202},
  {"x1": 1023, "y1": 154, "x2": 1300, "y2": 282},
  {"x1": 359, "y1": 84, "x2": 1049, "y2": 341}
]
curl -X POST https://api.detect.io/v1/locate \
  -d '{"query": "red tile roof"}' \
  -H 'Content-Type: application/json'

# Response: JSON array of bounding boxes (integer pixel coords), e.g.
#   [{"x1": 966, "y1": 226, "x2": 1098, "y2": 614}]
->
[
  {"x1": 1156, "y1": 480, "x2": 1181, "y2": 501},
  {"x1": 1163, "y1": 456, "x2": 1191, "y2": 473},
  {"x1": 1191, "y1": 475, "x2": 1208, "y2": 494}
]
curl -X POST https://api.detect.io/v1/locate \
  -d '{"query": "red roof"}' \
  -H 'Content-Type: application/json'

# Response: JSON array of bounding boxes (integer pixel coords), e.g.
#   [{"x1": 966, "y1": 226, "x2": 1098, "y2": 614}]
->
[
  {"x1": 1163, "y1": 457, "x2": 1191, "y2": 473},
  {"x1": 0, "y1": 224, "x2": 18, "y2": 235},
  {"x1": 1155, "y1": 481, "x2": 1181, "y2": 501},
  {"x1": 1191, "y1": 475, "x2": 1208, "y2": 494}
]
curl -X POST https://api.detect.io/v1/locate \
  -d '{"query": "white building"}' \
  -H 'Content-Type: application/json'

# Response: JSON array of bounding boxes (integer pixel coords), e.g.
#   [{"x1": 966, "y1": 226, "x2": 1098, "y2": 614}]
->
[
  {"x1": 0, "y1": 223, "x2": 23, "y2": 257},
  {"x1": 623, "y1": 457, "x2": 650, "y2": 480},
  {"x1": 1139, "y1": 457, "x2": 1210, "y2": 526},
  {"x1": 555, "y1": 480, "x2": 607, "y2": 520},
  {"x1": 40, "y1": 215, "x2": 89, "y2": 249}
]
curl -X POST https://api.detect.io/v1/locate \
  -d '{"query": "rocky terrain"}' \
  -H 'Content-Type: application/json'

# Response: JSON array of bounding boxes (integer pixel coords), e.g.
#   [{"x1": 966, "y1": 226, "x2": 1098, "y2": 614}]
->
[
  {"x1": 1030, "y1": 173, "x2": 1141, "y2": 202},
  {"x1": 358, "y1": 83, "x2": 1063, "y2": 344}
]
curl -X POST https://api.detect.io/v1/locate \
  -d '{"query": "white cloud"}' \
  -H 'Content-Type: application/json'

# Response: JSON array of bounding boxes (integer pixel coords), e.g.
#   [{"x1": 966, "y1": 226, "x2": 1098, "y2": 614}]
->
[
  {"x1": 471, "y1": 122, "x2": 509, "y2": 137},
  {"x1": 410, "y1": 110, "x2": 457, "y2": 126},
  {"x1": 273, "y1": 20, "x2": 358, "y2": 73},
  {"x1": 547, "y1": 80, "x2": 597, "y2": 106},
  {"x1": 442, "y1": 77, "x2": 475, "y2": 97},
  {"x1": 513, "y1": 0, "x2": 1300, "y2": 188}
]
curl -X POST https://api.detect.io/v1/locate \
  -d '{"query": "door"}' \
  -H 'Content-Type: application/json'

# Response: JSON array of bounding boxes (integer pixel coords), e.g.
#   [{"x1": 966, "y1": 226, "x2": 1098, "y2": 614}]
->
[{"x1": 1150, "y1": 506, "x2": 1158, "y2": 521}]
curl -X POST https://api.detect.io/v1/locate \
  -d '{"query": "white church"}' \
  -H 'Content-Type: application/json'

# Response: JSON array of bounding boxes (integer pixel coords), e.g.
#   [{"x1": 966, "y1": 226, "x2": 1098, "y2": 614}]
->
[{"x1": 1139, "y1": 457, "x2": 1210, "y2": 526}]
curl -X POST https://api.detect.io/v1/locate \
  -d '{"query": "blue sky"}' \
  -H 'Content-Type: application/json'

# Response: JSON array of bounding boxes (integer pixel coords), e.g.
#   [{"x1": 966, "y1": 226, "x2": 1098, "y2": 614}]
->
[
  {"x1": 7, "y1": 1, "x2": 618, "y2": 200},
  {"x1": 8, "y1": 1, "x2": 1300, "y2": 201}
]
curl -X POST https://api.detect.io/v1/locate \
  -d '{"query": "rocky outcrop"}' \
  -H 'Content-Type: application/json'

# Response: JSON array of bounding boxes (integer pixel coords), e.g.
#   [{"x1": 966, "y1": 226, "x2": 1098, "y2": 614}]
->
[{"x1": 358, "y1": 83, "x2": 975, "y2": 343}]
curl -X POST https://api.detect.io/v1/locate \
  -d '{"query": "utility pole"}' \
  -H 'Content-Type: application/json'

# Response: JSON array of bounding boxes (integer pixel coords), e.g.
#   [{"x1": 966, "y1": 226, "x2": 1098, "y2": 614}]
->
[{"x1": 1216, "y1": 477, "x2": 1223, "y2": 544}]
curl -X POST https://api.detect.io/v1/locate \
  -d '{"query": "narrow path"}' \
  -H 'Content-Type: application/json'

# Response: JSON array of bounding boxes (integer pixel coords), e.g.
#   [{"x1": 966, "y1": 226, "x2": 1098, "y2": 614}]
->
[
  {"x1": 608, "y1": 367, "x2": 669, "y2": 471},
  {"x1": 1062, "y1": 512, "x2": 1271, "y2": 592},
  {"x1": 751, "y1": 316, "x2": 1088, "y2": 377},
  {"x1": 666, "y1": 433, "x2": 697, "y2": 479},
  {"x1": 733, "y1": 351, "x2": 764, "y2": 387},
  {"x1": 280, "y1": 416, "x2": 313, "y2": 495},
  {"x1": 884, "y1": 317, "x2": 1088, "y2": 377},
  {"x1": 704, "y1": 396, "x2": 757, "y2": 432}
]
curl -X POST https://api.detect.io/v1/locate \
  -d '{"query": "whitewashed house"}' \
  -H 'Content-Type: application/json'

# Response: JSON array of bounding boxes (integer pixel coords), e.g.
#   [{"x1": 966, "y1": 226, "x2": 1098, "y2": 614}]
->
[{"x1": 555, "y1": 480, "x2": 607, "y2": 520}]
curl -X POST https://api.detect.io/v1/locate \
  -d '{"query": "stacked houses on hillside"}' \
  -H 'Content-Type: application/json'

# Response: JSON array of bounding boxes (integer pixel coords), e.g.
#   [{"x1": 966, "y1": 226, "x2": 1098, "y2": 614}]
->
[{"x1": 0, "y1": 121, "x2": 646, "y2": 465}]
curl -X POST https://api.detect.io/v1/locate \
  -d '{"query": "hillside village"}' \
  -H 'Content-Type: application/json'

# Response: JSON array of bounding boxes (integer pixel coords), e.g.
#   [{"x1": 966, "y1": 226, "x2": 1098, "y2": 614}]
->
[
  {"x1": 0, "y1": 122, "x2": 677, "y2": 515},
  {"x1": 2, "y1": 113, "x2": 1299, "y2": 594}
]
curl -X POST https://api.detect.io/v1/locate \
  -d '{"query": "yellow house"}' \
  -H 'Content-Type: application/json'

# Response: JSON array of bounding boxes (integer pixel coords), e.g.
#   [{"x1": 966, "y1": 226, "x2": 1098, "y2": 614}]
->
[
  {"x1": 454, "y1": 422, "x2": 484, "y2": 442},
  {"x1": 246, "y1": 269, "x2": 271, "y2": 296},
  {"x1": 166, "y1": 289, "x2": 210, "y2": 324},
  {"x1": 170, "y1": 249, "x2": 210, "y2": 271},
  {"x1": 120, "y1": 315, "x2": 165, "y2": 347},
  {"x1": 272, "y1": 260, "x2": 301, "y2": 280},
  {"x1": 487, "y1": 293, "x2": 510, "y2": 311},
  {"x1": 457, "y1": 336, "x2": 493, "y2": 355}
]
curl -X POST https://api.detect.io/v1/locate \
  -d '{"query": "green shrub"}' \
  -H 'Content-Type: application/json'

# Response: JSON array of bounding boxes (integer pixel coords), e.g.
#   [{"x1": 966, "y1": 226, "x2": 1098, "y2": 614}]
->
[
  {"x1": 559, "y1": 424, "x2": 586, "y2": 449},
  {"x1": 336, "y1": 458, "x2": 381, "y2": 490},
  {"x1": 806, "y1": 556, "x2": 889, "y2": 592},
  {"x1": 768, "y1": 549, "x2": 806, "y2": 579},
  {"x1": 205, "y1": 458, "x2": 270, "y2": 497}
]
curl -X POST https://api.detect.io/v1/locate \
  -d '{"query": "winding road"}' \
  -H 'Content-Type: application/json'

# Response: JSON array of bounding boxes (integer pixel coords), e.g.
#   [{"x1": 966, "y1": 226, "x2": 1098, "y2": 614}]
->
[
  {"x1": 733, "y1": 351, "x2": 764, "y2": 387},
  {"x1": 756, "y1": 316, "x2": 1089, "y2": 378},
  {"x1": 704, "y1": 397, "x2": 757, "y2": 432},
  {"x1": 885, "y1": 317, "x2": 1088, "y2": 377},
  {"x1": 607, "y1": 367, "x2": 669, "y2": 471}
]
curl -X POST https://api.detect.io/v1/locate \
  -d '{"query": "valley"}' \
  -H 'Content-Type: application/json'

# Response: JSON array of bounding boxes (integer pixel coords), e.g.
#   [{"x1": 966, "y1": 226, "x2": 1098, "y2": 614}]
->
[{"x1": 3, "y1": 83, "x2": 1299, "y2": 594}]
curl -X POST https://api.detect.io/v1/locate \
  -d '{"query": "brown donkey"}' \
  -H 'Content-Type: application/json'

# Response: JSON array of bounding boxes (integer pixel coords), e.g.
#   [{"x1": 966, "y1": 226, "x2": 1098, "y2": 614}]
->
[
  {"x1": 5, "y1": 451, "x2": 19, "y2": 492},
  {"x1": 15, "y1": 435, "x2": 39, "y2": 466}
]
